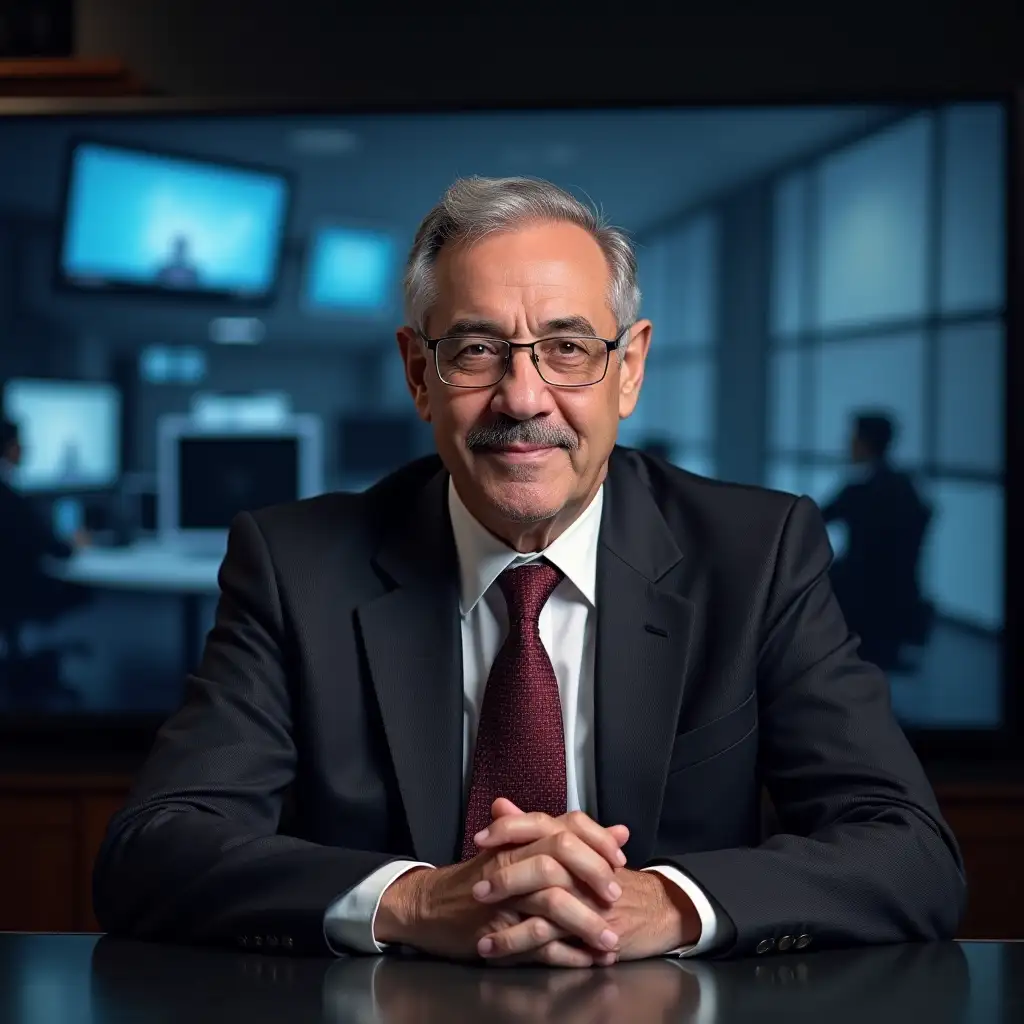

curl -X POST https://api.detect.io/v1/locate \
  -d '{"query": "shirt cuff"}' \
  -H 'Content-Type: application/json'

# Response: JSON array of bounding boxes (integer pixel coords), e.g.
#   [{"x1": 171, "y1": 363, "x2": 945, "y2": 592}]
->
[
  {"x1": 323, "y1": 860, "x2": 433, "y2": 954},
  {"x1": 642, "y1": 863, "x2": 721, "y2": 957}
]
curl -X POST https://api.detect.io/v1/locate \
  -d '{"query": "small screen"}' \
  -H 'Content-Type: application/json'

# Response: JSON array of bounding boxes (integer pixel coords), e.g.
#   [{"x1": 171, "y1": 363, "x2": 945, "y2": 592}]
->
[
  {"x1": 61, "y1": 142, "x2": 288, "y2": 298},
  {"x1": 2, "y1": 379, "x2": 121, "y2": 491},
  {"x1": 177, "y1": 436, "x2": 300, "y2": 529},
  {"x1": 306, "y1": 226, "x2": 396, "y2": 312}
]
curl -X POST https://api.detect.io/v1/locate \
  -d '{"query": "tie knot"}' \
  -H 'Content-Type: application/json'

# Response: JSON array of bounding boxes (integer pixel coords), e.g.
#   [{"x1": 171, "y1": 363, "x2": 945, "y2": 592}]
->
[{"x1": 498, "y1": 561, "x2": 564, "y2": 625}]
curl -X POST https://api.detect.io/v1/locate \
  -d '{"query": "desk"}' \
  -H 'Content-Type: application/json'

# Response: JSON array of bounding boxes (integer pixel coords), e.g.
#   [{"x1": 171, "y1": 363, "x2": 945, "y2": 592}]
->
[
  {"x1": 0, "y1": 934, "x2": 1019, "y2": 1023},
  {"x1": 49, "y1": 541, "x2": 222, "y2": 674}
]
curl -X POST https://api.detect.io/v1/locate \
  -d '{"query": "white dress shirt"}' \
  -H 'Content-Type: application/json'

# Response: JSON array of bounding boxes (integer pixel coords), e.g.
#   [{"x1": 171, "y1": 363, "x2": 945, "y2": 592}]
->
[{"x1": 324, "y1": 480, "x2": 721, "y2": 956}]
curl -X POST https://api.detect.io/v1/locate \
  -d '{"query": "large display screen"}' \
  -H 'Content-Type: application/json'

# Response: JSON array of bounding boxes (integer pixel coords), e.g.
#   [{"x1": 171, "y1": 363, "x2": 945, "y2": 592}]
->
[{"x1": 59, "y1": 142, "x2": 289, "y2": 300}]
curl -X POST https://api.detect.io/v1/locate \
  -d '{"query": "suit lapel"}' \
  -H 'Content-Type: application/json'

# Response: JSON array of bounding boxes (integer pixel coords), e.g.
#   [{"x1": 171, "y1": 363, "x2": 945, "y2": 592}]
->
[
  {"x1": 355, "y1": 467, "x2": 464, "y2": 865},
  {"x1": 594, "y1": 451, "x2": 695, "y2": 866}
]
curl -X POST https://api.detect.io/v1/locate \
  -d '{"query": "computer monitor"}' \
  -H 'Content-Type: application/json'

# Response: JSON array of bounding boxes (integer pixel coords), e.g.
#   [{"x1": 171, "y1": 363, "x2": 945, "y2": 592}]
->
[
  {"x1": 59, "y1": 141, "x2": 290, "y2": 302},
  {"x1": 1, "y1": 378, "x2": 121, "y2": 492},
  {"x1": 157, "y1": 415, "x2": 323, "y2": 549}
]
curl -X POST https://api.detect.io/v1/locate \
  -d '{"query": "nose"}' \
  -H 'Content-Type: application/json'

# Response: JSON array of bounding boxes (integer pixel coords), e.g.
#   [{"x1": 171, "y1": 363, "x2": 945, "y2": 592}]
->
[{"x1": 490, "y1": 346, "x2": 554, "y2": 420}]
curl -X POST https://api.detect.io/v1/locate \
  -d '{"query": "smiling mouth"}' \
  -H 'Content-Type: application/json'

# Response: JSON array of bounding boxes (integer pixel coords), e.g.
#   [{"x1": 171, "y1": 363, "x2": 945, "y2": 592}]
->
[{"x1": 483, "y1": 445, "x2": 559, "y2": 459}]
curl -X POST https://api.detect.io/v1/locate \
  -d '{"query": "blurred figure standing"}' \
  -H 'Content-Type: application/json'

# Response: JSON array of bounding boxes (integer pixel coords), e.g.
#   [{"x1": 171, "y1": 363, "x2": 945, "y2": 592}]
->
[{"x1": 821, "y1": 412, "x2": 933, "y2": 671}]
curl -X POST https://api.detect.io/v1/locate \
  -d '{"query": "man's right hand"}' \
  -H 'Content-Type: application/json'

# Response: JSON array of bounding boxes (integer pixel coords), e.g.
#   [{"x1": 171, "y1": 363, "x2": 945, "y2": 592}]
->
[{"x1": 375, "y1": 807, "x2": 629, "y2": 968}]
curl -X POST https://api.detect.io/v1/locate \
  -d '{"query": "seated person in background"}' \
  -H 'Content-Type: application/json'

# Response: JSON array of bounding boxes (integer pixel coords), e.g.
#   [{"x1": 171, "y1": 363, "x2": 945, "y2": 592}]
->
[
  {"x1": 821, "y1": 412, "x2": 934, "y2": 671},
  {"x1": 94, "y1": 178, "x2": 964, "y2": 966},
  {"x1": 0, "y1": 416, "x2": 90, "y2": 654}
]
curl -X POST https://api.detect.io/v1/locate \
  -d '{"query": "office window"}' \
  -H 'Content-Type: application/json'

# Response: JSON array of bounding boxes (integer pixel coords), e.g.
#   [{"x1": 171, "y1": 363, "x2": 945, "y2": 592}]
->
[
  {"x1": 766, "y1": 103, "x2": 1006, "y2": 729},
  {"x1": 771, "y1": 172, "x2": 808, "y2": 339},
  {"x1": 634, "y1": 213, "x2": 719, "y2": 475},
  {"x1": 812, "y1": 332, "x2": 926, "y2": 464},
  {"x1": 923, "y1": 480, "x2": 1003, "y2": 631},
  {"x1": 940, "y1": 104, "x2": 1005, "y2": 313},
  {"x1": 936, "y1": 322, "x2": 1004, "y2": 473},
  {"x1": 768, "y1": 349, "x2": 803, "y2": 453},
  {"x1": 815, "y1": 115, "x2": 932, "y2": 329}
]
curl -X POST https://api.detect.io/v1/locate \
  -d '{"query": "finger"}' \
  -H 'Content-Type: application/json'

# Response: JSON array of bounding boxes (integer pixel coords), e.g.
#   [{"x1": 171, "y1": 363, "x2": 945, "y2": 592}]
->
[
  {"x1": 477, "y1": 810, "x2": 629, "y2": 869},
  {"x1": 494, "y1": 940, "x2": 599, "y2": 969},
  {"x1": 490, "y1": 797, "x2": 524, "y2": 819},
  {"x1": 479, "y1": 915, "x2": 564, "y2": 958},
  {"x1": 475, "y1": 852, "x2": 578, "y2": 902},
  {"x1": 481, "y1": 836, "x2": 621, "y2": 905},
  {"x1": 515, "y1": 887, "x2": 620, "y2": 953}
]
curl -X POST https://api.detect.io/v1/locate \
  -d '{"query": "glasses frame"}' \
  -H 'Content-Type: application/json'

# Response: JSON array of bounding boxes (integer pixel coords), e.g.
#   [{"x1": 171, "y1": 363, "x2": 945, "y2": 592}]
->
[{"x1": 418, "y1": 326, "x2": 632, "y2": 389}]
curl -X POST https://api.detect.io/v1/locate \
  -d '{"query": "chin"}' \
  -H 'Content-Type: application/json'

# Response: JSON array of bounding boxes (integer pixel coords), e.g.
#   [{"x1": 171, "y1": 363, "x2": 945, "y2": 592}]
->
[{"x1": 482, "y1": 480, "x2": 567, "y2": 524}]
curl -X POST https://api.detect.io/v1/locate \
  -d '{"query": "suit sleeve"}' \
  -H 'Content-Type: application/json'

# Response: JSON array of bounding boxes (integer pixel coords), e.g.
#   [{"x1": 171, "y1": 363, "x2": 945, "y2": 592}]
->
[
  {"x1": 92, "y1": 511, "x2": 403, "y2": 956},
  {"x1": 660, "y1": 496, "x2": 966, "y2": 957}
]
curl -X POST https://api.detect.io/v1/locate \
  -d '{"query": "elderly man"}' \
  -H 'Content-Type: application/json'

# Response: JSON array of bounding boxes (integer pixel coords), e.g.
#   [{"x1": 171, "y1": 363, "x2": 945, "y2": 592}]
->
[{"x1": 94, "y1": 177, "x2": 964, "y2": 966}]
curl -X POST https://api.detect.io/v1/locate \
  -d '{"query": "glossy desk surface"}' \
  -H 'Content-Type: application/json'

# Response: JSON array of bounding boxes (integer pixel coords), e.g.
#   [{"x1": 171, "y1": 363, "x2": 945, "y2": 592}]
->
[{"x1": 0, "y1": 934, "x2": 1019, "y2": 1023}]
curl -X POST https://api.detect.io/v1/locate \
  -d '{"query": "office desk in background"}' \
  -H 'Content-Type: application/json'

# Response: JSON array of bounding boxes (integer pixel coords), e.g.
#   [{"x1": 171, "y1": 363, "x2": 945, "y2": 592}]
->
[
  {"x1": 51, "y1": 541, "x2": 222, "y2": 673},
  {"x1": 0, "y1": 934, "x2": 1017, "y2": 1024}
]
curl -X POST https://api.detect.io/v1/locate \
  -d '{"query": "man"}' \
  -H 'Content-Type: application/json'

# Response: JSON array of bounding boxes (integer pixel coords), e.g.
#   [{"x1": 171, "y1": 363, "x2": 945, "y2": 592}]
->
[
  {"x1": 0, "y1": 415, "x2": 89, "y2": 655},
  {"x1": 821, "y1": 413, "x2": 934, "y2": 670},
  {"x1": 93, "y1": 178, "x2": 964, "y2": 966}
]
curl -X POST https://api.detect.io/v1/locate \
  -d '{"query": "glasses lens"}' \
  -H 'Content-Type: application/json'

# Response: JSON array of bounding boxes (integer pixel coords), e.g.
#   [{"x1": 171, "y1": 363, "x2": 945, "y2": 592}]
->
[
  {"x1": 536, "y1": 337, "x2": 609, "y2": 385},
  {"x1": 436, "y1": 337, "x2": 507, "y2": 386}
]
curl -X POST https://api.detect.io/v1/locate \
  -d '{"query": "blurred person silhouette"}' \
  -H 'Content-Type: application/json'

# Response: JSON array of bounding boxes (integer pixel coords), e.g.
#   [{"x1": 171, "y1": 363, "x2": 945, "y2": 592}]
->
[
  {"x1": 820, "y1": 412, "x2": 933, "y2": 671},
  {"x1": 0, "y1": 415, "x2": 91, "y2": 690},
  {"x1": 155, "y1": 234, "x2": 200, "y2": 288}
]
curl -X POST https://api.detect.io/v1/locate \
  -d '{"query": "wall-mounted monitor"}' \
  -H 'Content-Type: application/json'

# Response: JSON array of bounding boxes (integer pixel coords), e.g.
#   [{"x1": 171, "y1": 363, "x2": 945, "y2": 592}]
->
[
  {"x1": 1, "y1": 378, "x2": 121, "y2": 492},
  {"x1": 58, "y1": 141, "x2": 290, "y2": 302},
  {"x1": 304, "y1": 225, "x2": 397, "y2": 316}
]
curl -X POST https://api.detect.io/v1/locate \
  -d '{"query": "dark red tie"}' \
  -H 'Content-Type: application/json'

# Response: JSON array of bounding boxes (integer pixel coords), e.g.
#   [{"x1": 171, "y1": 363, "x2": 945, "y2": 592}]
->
[{"x1": 460, "y1": 561, "x2": 567, "y2": 861}]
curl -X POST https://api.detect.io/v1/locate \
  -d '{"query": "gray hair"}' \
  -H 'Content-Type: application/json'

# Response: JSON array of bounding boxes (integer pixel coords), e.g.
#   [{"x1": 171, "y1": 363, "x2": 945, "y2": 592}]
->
[{"x1": 404, "y1": 176, "x2": 641, "y2": 342}]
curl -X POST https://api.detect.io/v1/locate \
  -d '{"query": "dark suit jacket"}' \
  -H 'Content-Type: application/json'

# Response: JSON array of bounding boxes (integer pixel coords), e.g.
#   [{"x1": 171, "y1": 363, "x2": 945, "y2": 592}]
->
[{"x1": 92, "y1": 448, "x2": 965, "y2": 957}]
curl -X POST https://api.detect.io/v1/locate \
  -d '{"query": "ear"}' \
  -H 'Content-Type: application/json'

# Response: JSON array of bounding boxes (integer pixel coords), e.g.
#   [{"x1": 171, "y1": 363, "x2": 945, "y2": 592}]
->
[
  {"x1": 397, "y1": 326, "x2": 432, "y2": 423},
  {"x1": 617, "y1": 319, "x2": 651, "y2": 420}
]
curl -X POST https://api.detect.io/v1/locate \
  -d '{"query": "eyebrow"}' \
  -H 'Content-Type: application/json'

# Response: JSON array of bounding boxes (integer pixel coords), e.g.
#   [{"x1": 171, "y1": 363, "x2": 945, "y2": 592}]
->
[{"x1": 440, "y1": 315, "x2": 600, "y2": 339}]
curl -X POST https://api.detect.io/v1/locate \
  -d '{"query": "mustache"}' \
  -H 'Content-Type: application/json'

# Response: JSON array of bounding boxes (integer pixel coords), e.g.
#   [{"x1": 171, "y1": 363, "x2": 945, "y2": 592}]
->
[{"x1": 465, "y1": 416, "x2": 579, "y2": 451}]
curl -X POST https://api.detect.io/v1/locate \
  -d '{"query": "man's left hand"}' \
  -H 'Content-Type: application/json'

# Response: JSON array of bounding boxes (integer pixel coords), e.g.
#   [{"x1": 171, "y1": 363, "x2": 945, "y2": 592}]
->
[{"x1": 472, "y1": 801, "x2": 700, "y2": 963}]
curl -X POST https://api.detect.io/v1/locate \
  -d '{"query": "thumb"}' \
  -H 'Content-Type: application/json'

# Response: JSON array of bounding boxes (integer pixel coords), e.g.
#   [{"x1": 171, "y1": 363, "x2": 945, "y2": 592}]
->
[{"x1": 490, "y1": 797, "x2": 525, "y2": 819}]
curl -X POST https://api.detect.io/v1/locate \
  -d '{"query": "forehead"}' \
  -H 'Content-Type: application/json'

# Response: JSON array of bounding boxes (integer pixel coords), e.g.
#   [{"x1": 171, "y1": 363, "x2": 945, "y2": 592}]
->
[{"x1": 431, "y1": 221, "x2": 613, "y2": 319}]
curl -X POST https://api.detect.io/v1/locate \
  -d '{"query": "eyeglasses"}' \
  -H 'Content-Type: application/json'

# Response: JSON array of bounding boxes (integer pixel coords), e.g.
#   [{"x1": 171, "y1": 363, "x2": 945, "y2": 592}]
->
[{"x1": 419, "y1": 327, "x2": 630, "y2": 389}]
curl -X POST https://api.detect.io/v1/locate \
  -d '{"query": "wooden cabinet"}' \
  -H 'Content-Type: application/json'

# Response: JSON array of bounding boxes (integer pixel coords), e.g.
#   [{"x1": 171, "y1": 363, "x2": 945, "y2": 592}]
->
[
  {"x1": 0, "y1": 774, "x2": 132, "y2": 932},
  {"x1": 0, "y1": 774, "x2": 1020, "y2": 937}
]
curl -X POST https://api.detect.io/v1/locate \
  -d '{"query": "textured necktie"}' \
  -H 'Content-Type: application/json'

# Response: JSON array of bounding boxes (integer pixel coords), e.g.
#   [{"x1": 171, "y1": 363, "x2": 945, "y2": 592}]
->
[{"x1": 460, "y1": 561, "x2": 567, "y2": 861}]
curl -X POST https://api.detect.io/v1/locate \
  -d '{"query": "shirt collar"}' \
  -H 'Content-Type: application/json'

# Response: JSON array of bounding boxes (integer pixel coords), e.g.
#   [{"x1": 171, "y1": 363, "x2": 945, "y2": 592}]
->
[{"x1": 448, "y1": 477, "x2": 604, "y2": 616}]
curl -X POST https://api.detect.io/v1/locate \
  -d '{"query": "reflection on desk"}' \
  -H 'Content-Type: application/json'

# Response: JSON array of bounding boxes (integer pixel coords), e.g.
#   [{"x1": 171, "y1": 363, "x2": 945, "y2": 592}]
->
[
  {"x1": 1, "y1": 933, "x2": 1016, "y2": 1024},
  {"x1": 49, "y1": 540, "x2": 222, "y2": 595}
]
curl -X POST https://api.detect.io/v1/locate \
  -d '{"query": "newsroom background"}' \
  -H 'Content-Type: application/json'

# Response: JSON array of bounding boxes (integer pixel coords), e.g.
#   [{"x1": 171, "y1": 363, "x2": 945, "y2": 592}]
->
[{"x1": 0, "y1": 101, "x2": 1007, "y2": 730}]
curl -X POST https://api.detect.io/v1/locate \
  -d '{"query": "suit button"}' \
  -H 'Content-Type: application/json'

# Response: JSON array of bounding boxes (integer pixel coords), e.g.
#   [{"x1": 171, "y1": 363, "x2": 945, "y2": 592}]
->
[
  {"x1": 794, "y1": 934, "x2": 812, "y2": 950},
  {"x1": 283, "y1": 936, "x2": 294, "y2": 949},
  {"x1": 253, "y1": 936, "x2": 263, "y2": 948},
  {"x1": 777, "y1": 935, "x2": 793, "y2": 951},
  {"x1": 756, "y1": 938, "x2": 775, "y2": 954}
]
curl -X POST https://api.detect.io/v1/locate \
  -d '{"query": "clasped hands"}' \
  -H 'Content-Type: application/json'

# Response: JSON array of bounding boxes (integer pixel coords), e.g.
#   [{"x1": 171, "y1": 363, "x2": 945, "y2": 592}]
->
[{"x1": 376, "y1": 797, "x2": 698, "y2": 967}]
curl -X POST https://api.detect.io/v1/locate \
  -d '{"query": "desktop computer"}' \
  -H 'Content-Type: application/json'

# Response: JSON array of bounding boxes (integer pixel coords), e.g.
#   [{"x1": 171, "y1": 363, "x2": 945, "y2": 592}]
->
[{"x1": 156, "y1": 414, "x2": 324, "y2": 551}]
